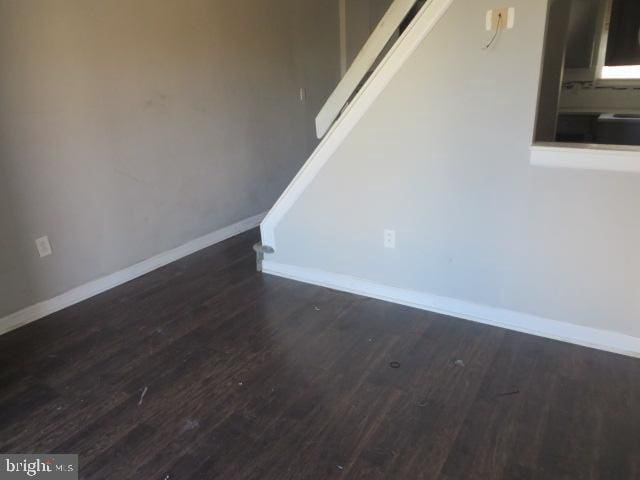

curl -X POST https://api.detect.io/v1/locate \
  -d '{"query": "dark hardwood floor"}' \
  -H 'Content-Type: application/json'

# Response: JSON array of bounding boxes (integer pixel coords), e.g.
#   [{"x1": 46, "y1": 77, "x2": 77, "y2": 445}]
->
[{"x1": 1, "y1": 229, "x2": 639, "y2": 479}]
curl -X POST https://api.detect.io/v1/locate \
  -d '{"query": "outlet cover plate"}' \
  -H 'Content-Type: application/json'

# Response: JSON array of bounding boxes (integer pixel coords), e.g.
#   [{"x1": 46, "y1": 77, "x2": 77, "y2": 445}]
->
[
  {"x1": 36, "y1": 236, "x2": 52, "y2": 258},
  {"x1": 384, "y1": 229, "x2": 396, "y2": 249}
]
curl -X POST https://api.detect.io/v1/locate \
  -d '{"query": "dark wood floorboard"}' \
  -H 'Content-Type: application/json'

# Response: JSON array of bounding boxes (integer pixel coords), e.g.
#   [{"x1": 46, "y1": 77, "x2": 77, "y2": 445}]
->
[{"x1": 1, "y1": 228, "x2": 638, "y2": 479}]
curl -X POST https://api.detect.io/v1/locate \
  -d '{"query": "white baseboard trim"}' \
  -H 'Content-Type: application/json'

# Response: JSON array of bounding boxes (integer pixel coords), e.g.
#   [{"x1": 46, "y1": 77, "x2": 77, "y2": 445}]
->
[
  {"x1": 263, "y1": 260, "x2": 640, "y2": 359},
  {"x1": 0, "y1": 212, "x2": 266, "y2": 337}
]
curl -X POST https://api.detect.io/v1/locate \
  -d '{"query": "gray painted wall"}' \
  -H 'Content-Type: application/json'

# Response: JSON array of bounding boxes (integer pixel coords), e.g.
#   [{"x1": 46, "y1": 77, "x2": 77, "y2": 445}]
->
[
  {"x1": 270, "y1": 0, "x2": 640, "y2": 338},
  {"x1": 289, "y1": 0, "x2": 342, "y2": 151},
  {"x1": 0, "y1": 0, "x2": 339, "y2": 318},
  {"x1": 345, "y1": 0, "x2": 393, "y2": 68}
]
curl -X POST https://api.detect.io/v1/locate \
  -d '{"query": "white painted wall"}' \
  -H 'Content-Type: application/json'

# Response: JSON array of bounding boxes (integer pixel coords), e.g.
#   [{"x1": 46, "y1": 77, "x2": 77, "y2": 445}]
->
[{"x1": 268, "y1": 0, "x2": 640, "y2": 340}]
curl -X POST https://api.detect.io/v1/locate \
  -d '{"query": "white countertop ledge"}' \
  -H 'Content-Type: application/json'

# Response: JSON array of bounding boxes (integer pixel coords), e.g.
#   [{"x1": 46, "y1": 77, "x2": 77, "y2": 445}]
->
[{"x1": 530, "y1": 143, "x2": 640, "y2": 174}]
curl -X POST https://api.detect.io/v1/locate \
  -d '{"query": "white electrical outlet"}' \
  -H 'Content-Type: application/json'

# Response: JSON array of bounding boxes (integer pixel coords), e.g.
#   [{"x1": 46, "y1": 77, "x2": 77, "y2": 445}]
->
[
  {"x1": 35, "y1": 236, "x2": 52, "y2": 258},
  {"x1": 384, "y1": 229, "x2": 396, "y2": 249}
]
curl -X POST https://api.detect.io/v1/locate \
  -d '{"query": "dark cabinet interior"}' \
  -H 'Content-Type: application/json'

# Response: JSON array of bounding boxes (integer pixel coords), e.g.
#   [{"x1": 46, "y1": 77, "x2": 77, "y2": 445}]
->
[{"x1": 606, "y1": 0, "x2": 640, "y2": 67}]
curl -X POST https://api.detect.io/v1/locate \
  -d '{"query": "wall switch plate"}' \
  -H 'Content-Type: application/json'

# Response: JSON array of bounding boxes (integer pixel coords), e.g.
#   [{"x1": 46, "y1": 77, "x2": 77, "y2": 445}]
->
[
  {"x1": 384, "y1": 229, "x2": 396, "y2": 249},
  {"x1": 299, "y1": 88, "x2": 307, "y2": 102},
  {"x1": 486, "y1": 7, "x2": 515, "y2": 31},
  {"x1": 36, "y1": 236, "x2": 52, "y2": 258}
]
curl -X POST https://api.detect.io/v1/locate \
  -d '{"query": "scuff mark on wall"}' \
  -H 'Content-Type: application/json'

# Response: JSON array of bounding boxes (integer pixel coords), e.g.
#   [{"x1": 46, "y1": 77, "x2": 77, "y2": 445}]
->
[
  {"x1": 142, "y1": 92, "x2": 171, "y2": 113},
  {"x1": 113, "y1": 167, "x2": 153, "y2": 187}
]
